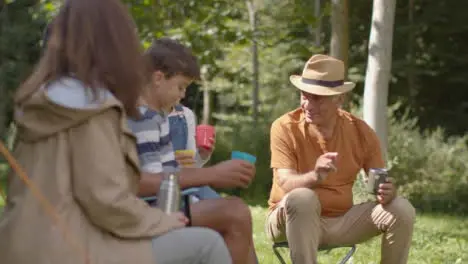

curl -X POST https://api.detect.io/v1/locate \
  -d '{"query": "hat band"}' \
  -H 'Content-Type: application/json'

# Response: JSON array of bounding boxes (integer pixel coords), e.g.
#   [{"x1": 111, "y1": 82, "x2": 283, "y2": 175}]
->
[{"x1": 301, "y1": 77, "x2": 344, "y2": 88}]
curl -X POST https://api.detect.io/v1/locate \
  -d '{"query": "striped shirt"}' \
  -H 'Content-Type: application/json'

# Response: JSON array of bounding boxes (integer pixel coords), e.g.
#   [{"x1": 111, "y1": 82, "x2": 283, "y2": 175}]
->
[{"x1": 127, "y1": 106, "x2": 179, "y2": 174}]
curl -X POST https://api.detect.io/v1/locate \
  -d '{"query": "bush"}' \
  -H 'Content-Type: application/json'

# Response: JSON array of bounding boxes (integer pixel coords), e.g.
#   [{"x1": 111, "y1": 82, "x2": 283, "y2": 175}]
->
[
  {"x1": 211, "y1": 101, "x2": 468, "y2": 214},
  {"x1": 384, "y1": 107, "x2": 468, "y2": 214}
]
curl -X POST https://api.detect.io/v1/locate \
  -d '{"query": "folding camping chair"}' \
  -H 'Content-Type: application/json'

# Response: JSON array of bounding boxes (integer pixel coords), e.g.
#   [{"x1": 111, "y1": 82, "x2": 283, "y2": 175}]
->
[{"x1": 272, "y1": 241, "x2": 356, "y2": 264}]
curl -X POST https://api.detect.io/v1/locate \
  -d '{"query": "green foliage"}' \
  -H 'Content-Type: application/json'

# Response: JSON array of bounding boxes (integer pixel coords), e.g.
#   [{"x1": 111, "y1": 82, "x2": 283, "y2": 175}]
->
[
  {"x1": 385, "y1": 109, "x2": 468, "y2": 214},
  {"x1": 1, "y1": 0, "x2": 468, "y2": 135},
  {"x1": 347, "y1": 0, "x2": 468, "y2": 136},
  {"x1": 126, "y1": 0, "x2": 249, "y2": 80},
  {"x1": 0, "y1": 0, "x2": 47, "y2": 140},
  {"x1": 350, "y1": 102, "x2": 468, "y2": 213}
]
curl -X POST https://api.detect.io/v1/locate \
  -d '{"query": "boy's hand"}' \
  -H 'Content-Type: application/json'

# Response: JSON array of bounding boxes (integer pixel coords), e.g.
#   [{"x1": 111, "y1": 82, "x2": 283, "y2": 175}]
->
[
  {"x1": 198, "y1": 136, "x2": 215, "y2": 160},
  {"x1": 175, "y1": 151, "x2": 196, "y2": 168},
  {"x1": 207, "y1": 160, "x2": 255, "y2": 189}
]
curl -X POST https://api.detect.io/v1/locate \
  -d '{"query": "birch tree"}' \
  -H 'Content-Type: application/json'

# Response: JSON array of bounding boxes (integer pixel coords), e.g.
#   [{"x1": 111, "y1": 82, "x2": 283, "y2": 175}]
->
[
  {"x1": 363, "y1": 0, "x2": 397, "y2": 162},
  {"x1": 330, "y1": 0, "x2": 349, "y2": 71},
  {"x1": 246, "y1": 0, "x2": 259, "y2": 125},
  {"x1": 202, "y1": 83, "x2": 211, "y2": 124},
  {"x1": 314, "y1": 0, "x2": 321, "y2": 47}
]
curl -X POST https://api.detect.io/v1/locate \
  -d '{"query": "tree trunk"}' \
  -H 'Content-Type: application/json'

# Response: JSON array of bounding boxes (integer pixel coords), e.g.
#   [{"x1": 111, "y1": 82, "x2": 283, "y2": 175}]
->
[
  {"x1": 315, "y1": 0, "x2": 321, "y2": 47},
  {"x1": 202, "y1": 85, "x2": 211, "y2": 124},
  {"x1": 247, "y1": 0, "x2": 259, "y2": 125},
  {"x1": 407, "y1": 0, "x2": 416, "y2": 104},
  {"x1": 363, "y1": 0, "x2": 397, "y2": 162},
  {"x1": 330, "y1": 0, "x2": 349, "y2": 72}
]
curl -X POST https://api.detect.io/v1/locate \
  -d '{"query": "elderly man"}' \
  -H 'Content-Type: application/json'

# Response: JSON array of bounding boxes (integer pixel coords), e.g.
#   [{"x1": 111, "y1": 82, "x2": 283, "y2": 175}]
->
[{"x1": 266, "y1": 54, "x2": 416, "y2": 264}]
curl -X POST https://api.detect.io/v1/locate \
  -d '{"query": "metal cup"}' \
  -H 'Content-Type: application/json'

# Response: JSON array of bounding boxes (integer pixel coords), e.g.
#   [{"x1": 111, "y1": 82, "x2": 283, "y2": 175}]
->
[{"x1": 366, "y1": 168, "x2": 388, "y2": 195}]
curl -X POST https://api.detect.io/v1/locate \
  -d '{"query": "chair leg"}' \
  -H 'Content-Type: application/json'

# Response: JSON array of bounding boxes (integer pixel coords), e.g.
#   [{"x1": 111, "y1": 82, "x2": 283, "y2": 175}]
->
[
  {"x1": 272, "y1": 245, "x2": 287, "y2": 264},
  {"x1": 273, "y1": 243, "x2": 356, "y2": 264},
  {"x1": 338, "y1": 245, "x2": 356, "y2": 264}
]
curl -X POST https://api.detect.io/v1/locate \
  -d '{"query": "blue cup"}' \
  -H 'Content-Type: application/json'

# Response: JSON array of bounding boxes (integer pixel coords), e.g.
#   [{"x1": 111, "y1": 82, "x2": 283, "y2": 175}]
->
[{"x1": 231, "y1": 151, "x2": 257, "y2": 164}]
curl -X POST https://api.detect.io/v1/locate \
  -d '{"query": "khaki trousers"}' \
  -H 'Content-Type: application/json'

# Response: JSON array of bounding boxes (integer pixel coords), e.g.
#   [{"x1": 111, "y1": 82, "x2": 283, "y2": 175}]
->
[{"x1": 265, "y1": 188, "x2": 416, "y2": 264}]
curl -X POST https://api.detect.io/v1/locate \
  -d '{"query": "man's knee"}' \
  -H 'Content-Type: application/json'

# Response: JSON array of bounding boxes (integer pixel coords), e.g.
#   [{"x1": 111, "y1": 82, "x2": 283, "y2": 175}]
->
[
  {"x1": 284, "y1": 188, "x2": 321, "y2": 215},
  {"x1": 386, "y1": 197, "x2": 416, "y2": 225}
]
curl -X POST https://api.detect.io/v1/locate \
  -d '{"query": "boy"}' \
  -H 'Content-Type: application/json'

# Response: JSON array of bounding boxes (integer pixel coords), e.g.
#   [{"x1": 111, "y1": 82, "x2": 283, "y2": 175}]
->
[{"x1": 128, "y1": 38, "x2": 258, "y2": 264}]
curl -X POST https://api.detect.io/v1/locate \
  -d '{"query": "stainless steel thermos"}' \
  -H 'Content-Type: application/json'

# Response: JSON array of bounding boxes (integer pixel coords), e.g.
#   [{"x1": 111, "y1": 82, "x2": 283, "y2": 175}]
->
[{"x1": 157, "y1": 173, "x2": 181, "y2": 214}]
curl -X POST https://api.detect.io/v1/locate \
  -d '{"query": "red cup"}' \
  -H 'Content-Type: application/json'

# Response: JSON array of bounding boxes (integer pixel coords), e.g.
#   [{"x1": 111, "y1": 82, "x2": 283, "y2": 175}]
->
[{"x1": 196, "y1": 125, "x2": 215, "y2": 150}]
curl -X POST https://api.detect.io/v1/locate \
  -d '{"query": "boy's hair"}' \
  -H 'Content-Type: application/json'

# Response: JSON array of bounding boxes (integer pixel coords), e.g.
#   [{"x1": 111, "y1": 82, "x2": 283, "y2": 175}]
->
[{"x1": 145, "y1": 38, "x2": 201, "y2": 81}]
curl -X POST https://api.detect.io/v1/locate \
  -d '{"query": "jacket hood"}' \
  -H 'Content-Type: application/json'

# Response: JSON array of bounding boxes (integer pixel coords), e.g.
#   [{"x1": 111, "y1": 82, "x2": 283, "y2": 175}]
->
[{"x1": 15, "y1": 77, "x2": 123, "y2": 142}]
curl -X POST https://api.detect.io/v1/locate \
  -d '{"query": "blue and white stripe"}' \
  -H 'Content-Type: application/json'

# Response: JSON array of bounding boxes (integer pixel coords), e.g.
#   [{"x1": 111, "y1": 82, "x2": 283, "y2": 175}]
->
[{"x1": 127, "y1": 106, "x2": 179, "y2": 174}]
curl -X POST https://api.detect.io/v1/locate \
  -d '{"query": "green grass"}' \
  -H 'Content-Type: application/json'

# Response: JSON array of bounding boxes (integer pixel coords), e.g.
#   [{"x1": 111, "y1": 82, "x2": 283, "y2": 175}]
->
[{"x1": 250, "y1": 205, "x2": 467, "y2": 264}]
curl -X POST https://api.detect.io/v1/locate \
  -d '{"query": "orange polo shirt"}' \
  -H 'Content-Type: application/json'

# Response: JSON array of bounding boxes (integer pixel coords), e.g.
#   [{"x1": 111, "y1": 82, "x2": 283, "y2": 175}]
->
[{"x1": 268, "y1": 108, "x2": 385, "y2": 217}]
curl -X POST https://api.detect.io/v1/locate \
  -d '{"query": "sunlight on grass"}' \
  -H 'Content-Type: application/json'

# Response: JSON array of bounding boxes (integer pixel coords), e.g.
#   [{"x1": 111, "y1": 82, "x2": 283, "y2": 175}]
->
[{"x1": 250, "y1": 205, "x2": 467, "y2": 264}]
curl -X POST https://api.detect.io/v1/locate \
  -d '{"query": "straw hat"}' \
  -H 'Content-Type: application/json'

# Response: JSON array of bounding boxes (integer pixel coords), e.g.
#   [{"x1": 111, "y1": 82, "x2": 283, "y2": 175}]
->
[{"x1": 290, "y1": 54, "x2": 355, "y2": 96}]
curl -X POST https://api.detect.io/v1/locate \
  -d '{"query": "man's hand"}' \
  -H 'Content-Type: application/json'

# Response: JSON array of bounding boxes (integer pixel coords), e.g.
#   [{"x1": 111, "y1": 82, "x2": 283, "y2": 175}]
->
[
  {"x1": 207, "y1": 159, "x2": 255, "y2": 189},
  {"x1": 377, "y1": 177, "x2": 396, "y2": 205},
  {"x1": 198, "y1": 136, "x2": 215, "y2": 160},
  {"x1": 314, "y1": 152, "x2": 338, "y2": 181}
]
